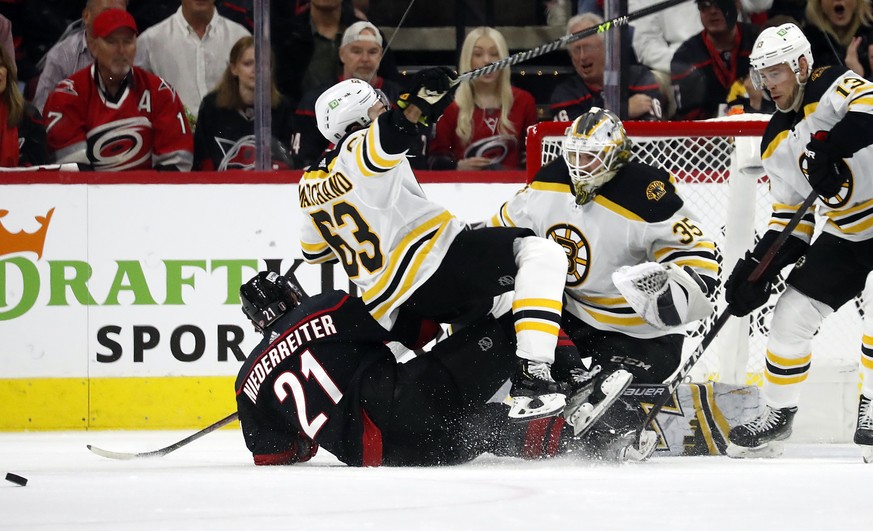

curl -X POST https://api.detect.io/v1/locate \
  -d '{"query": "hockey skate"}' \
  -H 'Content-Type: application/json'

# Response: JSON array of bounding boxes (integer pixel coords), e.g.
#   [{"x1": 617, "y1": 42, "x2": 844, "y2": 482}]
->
[
  {"x1": 726, "y1": 405, "x2": 797, "y2": 458},
  {"x1": 508, "y1": 359, "x2": 568, "y2": 421},
  {"x1": 854, "y1": 395, "x2": 873, "y2": 464},
  {"x1": 563, "y1": 368, "x2": 633, "y2": 436},
  {"x1": 618, "y1": 429, "x2": 659, "y2": 462}
]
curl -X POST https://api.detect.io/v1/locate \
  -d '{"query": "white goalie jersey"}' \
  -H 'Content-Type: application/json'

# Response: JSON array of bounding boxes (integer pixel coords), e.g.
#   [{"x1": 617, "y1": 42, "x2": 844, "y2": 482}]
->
[
  {"x1": 299, "y1": 117, "x2": 466, "y2": 330},
  {"x1": 490, "y1": 159, "x2": 718, "y2": 338},
  {"x1": 762, "y1": 65, "x2": 873, "y2": 244}
]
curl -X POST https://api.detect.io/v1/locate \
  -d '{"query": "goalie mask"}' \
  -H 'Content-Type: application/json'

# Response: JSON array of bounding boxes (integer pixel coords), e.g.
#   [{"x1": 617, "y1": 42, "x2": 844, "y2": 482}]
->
[
  {"x1": 749, "y1": 23, "x2": 812, "y2": 110},
  {"x1": 240, "y1": 272, "x2": 306, "y2": 333},
  {"x1": 315, "y1": 78, "x2": 389, "y2": 143},
  {"x1": 563, "y1": 107, "x2": 632, "y2": 205}
]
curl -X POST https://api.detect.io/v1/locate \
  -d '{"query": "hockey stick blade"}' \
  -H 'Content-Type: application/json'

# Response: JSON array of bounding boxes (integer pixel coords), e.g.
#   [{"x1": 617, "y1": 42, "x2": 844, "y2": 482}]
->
[
  {"x1": 87, "y1": 412, "x2": 239, "y2": 460},
  {"x1": 640, "y1": 190, "x2": 819, "y2": 433},
  {"x1": 458, "y1": 0, "x2": 688, "y2": 83}
]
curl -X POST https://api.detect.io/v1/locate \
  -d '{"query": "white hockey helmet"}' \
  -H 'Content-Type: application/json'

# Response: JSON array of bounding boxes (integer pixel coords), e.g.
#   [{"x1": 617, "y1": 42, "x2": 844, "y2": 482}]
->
[
  {"x1": 749, "y1": 23, "x2": 813, "y2": 90},
  {"x1": 315, "y1": 78, "x2": 386, "y2": 143},
  {"x1": 562, "y1": 107, "x2": 632, "y2": 205}
]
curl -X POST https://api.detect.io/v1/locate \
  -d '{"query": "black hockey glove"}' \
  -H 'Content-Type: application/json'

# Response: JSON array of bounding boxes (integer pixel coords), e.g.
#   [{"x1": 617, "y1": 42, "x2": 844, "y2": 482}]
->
[
  {"x1": 397, "y1": 66, "x2": 459, "y2": 125},
  {"x1": 804, "y1": 131, "x2": 848, "y2": 198},
  {"x1": 723, "y1": 251, "x2": 772, "y2": 317}
]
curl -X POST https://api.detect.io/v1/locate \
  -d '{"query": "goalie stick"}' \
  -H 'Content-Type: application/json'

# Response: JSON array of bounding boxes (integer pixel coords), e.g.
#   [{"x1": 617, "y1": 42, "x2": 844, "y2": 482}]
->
[
  {"x1": 87, "y1": 412, "x2": 239, "y2": 460},
  {"x1": 638, "y1": 190, "x2": 820, "y2": 439},
  {"x1": 457, "y1": 0, "x2": 689, "y2": 83}
]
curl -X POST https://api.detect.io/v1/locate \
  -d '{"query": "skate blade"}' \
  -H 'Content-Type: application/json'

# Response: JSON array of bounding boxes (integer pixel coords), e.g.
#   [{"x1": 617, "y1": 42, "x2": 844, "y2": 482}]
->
[
  {"x1": 861, "y1": 445, "x2": 873, "y2": 464},
  {"x1": 508, "y1": 394, "x2": 566, "y2": 422},
  {"x1": 726, "y1": 441, "x2": 784, "y2": 459},
  {"x1": 565, "y1": 370, "x2": 633, "y2": 436}
]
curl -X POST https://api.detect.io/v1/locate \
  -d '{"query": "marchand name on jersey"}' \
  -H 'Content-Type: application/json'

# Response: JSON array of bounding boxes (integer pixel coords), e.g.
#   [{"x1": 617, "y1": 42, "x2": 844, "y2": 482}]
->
[
  {"x1": 299, "y1": 172, "x2": 354, "y2": 208},
  {"x1": 240, "y1": 314, "x2": 338, "y2": 403}
]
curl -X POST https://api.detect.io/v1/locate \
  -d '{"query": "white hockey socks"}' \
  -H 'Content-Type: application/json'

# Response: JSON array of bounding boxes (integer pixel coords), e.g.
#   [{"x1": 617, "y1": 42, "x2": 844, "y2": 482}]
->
[{"x1": 512, "y1": 237, "x2": 566, "y2": 364}]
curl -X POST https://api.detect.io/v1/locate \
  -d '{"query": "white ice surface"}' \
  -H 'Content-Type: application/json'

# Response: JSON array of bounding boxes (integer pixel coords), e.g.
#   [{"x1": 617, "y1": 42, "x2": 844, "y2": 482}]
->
[{"x1": 1, "y1": 430, "x2": 869, "y2": 530}]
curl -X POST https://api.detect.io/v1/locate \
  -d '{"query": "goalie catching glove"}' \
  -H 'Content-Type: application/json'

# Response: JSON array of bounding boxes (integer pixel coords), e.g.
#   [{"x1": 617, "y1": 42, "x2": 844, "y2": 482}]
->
[{"x1": 612, "y1": 262, "x2": 714, "y2": 330}]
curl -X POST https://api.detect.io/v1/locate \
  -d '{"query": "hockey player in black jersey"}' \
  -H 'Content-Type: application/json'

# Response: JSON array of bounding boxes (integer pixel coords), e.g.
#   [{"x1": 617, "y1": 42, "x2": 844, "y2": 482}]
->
[
  {"x1": 234, "y1": 272, "x2": 625, "y2": 466},
  {"x1": 722, "y1": 23, "x2": 873, "y2": 461}
]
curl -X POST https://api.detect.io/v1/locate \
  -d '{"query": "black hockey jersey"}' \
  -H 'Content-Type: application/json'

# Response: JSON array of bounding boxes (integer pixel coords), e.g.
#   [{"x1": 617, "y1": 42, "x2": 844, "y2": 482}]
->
[
  {"x1": 193, "y1": 92, "x2": 295, "y2": 171},
  {"x1": 235, "y1": 290, "x2": 398, "y2": 466}
]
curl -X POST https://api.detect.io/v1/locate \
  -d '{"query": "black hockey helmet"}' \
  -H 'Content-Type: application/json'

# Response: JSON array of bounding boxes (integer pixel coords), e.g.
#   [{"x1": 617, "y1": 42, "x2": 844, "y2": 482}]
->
[{"x1": 240, "y1": 272, "x2": 305, "y2": 332}]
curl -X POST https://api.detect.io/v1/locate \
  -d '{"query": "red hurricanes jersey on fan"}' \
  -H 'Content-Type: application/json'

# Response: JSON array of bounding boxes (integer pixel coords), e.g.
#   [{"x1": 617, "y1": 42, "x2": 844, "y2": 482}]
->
[{"x1": 43, "y1": 65, "x2": 193, "y2": 171}]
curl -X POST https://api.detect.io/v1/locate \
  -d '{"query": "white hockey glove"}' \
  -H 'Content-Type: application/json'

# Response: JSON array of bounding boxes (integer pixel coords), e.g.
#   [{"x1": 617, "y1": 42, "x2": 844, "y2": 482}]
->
[{"x1": 612, "y1": 262, "x2": 714, "y2": 330}]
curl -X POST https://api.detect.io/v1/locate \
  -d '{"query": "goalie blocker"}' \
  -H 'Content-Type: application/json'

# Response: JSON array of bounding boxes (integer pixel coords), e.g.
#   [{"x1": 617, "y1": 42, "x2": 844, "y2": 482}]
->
[{"x1": 612, "y1": 262, "x2": 714, "y2": 330}]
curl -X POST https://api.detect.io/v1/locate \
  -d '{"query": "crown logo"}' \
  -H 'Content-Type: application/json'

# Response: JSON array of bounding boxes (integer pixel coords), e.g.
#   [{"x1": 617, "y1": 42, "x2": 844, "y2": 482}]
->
[{"x1": 0, "y1": 208, "x2": 55, "y2": 259}]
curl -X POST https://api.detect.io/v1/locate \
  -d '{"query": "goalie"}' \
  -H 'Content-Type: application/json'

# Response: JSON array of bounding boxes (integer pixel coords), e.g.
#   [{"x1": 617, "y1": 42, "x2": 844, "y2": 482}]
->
[{"x1": 491, "y1": 107, "x2": 718, "y2": 460}]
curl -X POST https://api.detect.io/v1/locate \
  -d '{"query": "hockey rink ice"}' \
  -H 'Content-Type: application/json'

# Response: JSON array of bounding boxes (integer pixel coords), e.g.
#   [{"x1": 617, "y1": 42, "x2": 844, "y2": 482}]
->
[{"x1": 0, "y1": 430, "x2": 869, "y2": 530}]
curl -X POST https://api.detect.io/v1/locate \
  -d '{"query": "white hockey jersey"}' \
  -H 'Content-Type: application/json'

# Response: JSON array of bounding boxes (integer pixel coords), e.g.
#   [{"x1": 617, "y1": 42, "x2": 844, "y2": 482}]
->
[
  {"x1": 491, "y1": 159, "x2": 718, "y2": 339},
  {"x1": 761, "y1": 65, "x2": 873, "y2": 243},
  {"x1": 299, "y1": 116, "x2": 466, "y2": 330}
]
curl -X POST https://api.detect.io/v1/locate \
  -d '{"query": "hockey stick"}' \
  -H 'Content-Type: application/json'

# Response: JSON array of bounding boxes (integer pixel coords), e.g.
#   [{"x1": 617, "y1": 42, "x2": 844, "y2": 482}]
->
[
  {"x1": 87, "y1": 412, "x2": 239, "y2": 460},
  {"x1": 456, "y1": 0, "x2": 689, "y2": 83},
  {"x1": 639, "y1": 189, "x2": 819, "y2": 434}
]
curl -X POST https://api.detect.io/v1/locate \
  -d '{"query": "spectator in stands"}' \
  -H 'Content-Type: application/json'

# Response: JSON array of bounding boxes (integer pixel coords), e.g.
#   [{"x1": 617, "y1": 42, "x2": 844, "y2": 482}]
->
[
  {"x1": 803, "y1": 0, "x2": 873, "y2": 79},
  {"x1": 193, "y1": 36, "x2": 294, "y2": 171},
  {"x1": 34, "y1": 0, "x2": 128, "y2": 114},
  {"x1": 135, "y1": 0, "x2": 250, "y2": 121},
  {"x1": 0, "y1": 14, "x2": 13, "y2": 75},
  {"x1": 43, "y1": 9, "x2": 193, "y2": 171},
  {"x1": 671, "y1": 0, "x2": 759, "y2": 120},
  {"x1": 291, "y1": 21, "x2": 403, "y2": 169},
  {"x1": 271, "y1": 0, "x2": 397, "y2": 104},
  {"x1": 550, "y1": 13, "x2": 663, "y2": 122},
  {"x1": 427, "y1": 27, "x2": 536, "y2": 171},
  {"x1": 0, "y1": 45, "x2": 46, "y2": 167}
]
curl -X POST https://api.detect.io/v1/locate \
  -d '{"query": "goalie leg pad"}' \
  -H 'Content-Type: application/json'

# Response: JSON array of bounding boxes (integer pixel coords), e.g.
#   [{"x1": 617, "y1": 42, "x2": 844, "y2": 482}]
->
[{"x1": 612, "y1": 262, "x2": 713, "y2": 329}]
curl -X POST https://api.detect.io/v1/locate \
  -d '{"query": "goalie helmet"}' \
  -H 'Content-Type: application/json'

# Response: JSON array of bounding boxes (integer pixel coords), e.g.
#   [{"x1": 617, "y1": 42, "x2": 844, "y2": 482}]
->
[
  {"x1": 315, "y1": 78, "x2": 387, "y2": 143},
  {"x1": 749, "y1": 23, "x2": 813, "y2": 91},
  {"x1": 240, "y1": 272, "x2": 305, "y2": 333},
  {"x1": 562, "y1": 107, "x2": 632, "y2": 205}
]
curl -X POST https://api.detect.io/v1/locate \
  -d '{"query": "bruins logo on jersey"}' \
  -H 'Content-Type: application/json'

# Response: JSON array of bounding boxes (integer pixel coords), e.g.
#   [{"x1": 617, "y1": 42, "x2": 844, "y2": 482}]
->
[
  {"x1": 546, "y1": 223, "x2": 591, "y2": 287},
  {"x1": 798, "y1": 152, "x2": 853, "y2": 208},
  {"x1": 646, "y1": 180, "x2": 668, "y2": 201}
]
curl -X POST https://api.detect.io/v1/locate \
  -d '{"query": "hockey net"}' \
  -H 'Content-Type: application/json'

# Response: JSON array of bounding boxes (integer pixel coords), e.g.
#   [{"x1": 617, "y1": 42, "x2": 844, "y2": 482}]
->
[{"x1": 526, "y1": 117, "x2": 864, "y2": 386}]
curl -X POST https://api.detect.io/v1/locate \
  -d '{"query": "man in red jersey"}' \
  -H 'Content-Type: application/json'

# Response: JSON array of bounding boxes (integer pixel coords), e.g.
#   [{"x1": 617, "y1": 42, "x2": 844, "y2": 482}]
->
[{"x1": 43, "y1": 9, "x2": 193, "y2": 171}]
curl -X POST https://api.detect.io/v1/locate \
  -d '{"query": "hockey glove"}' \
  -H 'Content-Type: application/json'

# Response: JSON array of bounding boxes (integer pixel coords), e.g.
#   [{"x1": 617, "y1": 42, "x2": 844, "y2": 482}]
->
[
  {"x1": 723, "y1": 251, "x2": 771, "y2": 317},
  {"x1": 804, "y1": 131, "x2": 848, "y2": 198},
  {"x1": 397, "y1": 66, "x2": 459, "y2": 125}
]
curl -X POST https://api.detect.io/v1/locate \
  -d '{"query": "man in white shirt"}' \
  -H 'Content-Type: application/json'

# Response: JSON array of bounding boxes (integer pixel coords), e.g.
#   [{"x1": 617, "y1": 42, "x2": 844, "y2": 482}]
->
[{"x1": 135, "y1": 0, "x2": 250, "y2": 119}]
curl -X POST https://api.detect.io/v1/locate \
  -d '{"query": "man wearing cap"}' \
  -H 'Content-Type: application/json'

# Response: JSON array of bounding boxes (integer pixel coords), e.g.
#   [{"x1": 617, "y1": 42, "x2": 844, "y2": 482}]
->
[
  {"x1": 291, "y1": 21, "x2": 408, "y2": 169},
  {"x1": 33, "y1": 0, "x2": 129, "y2": 115},
  {"x1": 135, "y1": 0, "x2": 250, "y2": 120},
  {"x1": 670, "y1": 0, "x2": 760, "y2": 119},
  {"x1": 43, "y1": 9, "x2": 194, "y2": 171}
]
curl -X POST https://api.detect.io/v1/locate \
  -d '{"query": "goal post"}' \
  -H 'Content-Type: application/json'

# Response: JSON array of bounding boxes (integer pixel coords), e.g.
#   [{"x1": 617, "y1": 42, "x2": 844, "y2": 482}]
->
[{"x1": 525, "y1": 117, "x2": 863, "y2": 389}]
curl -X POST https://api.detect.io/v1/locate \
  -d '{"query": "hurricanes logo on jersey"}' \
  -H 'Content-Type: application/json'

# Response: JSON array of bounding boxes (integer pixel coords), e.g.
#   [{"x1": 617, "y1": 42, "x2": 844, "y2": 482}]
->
[
  {"x1": 86, "y1": 116, "x2": 152, "y2": 171},
  {"x1": 546, "y1": 223, "x2": 591, "y2": 287}
]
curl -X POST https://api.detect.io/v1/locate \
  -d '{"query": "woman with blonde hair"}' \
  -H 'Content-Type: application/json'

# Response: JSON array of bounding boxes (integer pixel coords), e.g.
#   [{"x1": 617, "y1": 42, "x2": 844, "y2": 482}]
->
[
  {"x1": 194, "y1": 36, "x2": 295, "y2": 171},
  {"x1": 804, "y1": 0, "x2": 873, "y2": 78},
  {"x1": 0, "y1": 45, "x2": 46, "y2": 167},
  {"x1": 428, "y1": 27, "x2": 537, "y2": 171}
]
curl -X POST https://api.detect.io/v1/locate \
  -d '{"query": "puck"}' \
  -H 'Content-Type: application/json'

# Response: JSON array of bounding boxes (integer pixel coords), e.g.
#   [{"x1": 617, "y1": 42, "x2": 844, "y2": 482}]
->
[{"x1": 5, "y1": 472, "x2": 27, "y2": 486}]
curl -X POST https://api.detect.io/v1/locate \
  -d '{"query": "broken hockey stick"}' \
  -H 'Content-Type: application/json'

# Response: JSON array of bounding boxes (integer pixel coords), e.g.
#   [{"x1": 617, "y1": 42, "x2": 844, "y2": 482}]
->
[
  {"x1": 639, "y1": 189, "x2": 819, "y2": 435},
  {"x1": 456, "y1": 0, "x2": 689, "y2": 83},
  {"x1": 87, "y1": 412, "x2": 239, "y2": 460}
]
